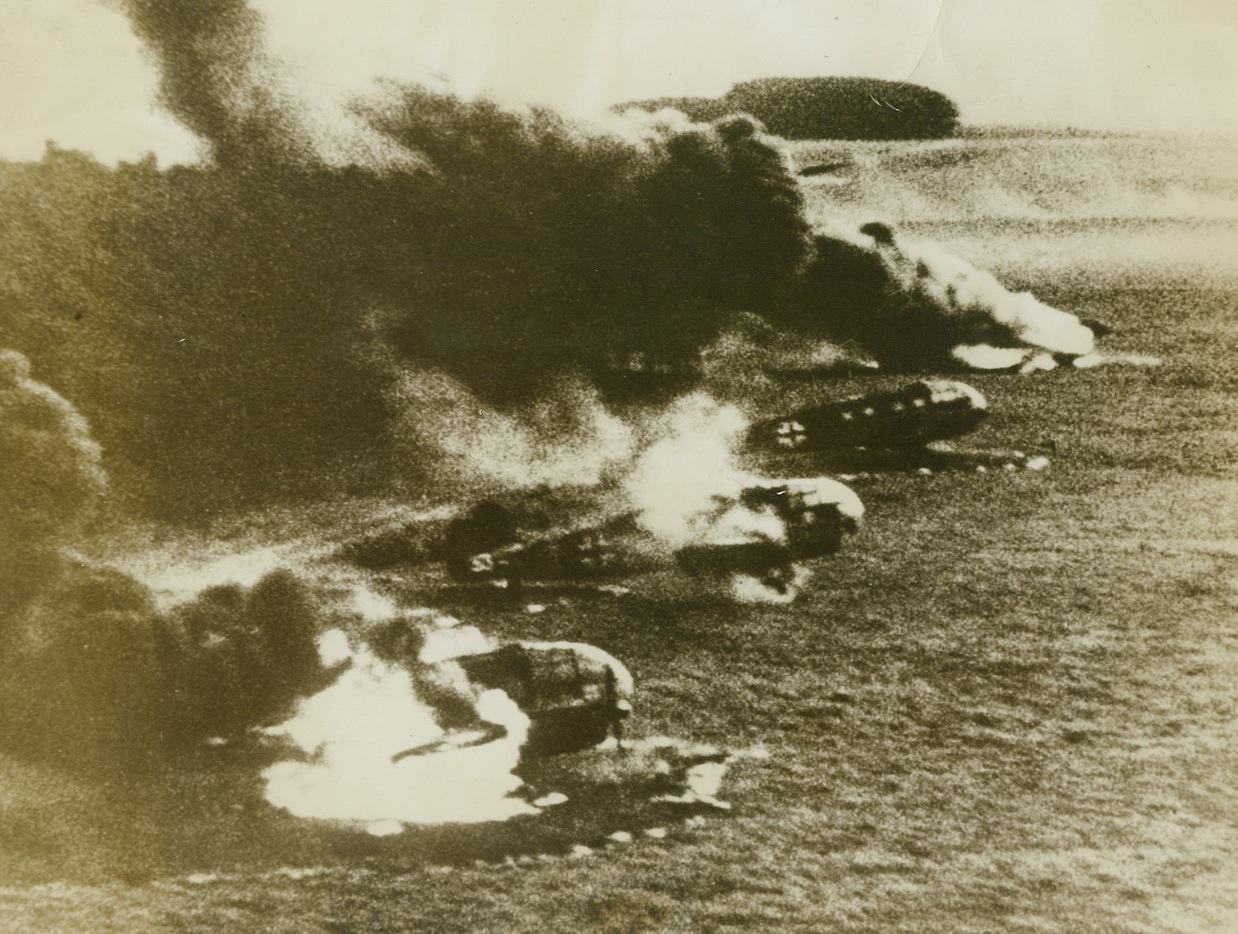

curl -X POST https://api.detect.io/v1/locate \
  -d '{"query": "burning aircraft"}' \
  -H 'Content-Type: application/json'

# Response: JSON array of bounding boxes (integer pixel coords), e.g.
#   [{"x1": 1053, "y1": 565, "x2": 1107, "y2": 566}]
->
[
  {"x1": 738, "y1": 477, "x2": 865, "y2": 558},
  {"x1": 440, "y1": 473, "x2": 862, "y2": 595},
  {"x1": 363, "y1": 614, "x2": 634, "y2": 760},
  {"x1": 261, "y1": 613, "x2": 638, "y2": 828},
  {"x1": 796, "y1": 223, "x2": 1100, "y2": 372},
  {"x1": 454, "y1": 641, "x2": 634, "y2": 757},
  {"x1": 385, "y1": 641, "x2": 635, "y2": 761}
]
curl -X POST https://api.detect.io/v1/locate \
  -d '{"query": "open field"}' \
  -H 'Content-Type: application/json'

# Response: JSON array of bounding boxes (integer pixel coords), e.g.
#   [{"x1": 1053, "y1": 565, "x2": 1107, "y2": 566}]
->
[{"x1": 2, "y1": 136, "x2": 1238, "y2": 932}]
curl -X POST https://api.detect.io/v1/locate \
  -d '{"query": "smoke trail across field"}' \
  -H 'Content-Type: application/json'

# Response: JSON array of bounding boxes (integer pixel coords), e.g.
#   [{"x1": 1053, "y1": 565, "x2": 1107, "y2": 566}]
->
[{"x1": 798, "y1": 221, "x2": 1097, "y2": 371}]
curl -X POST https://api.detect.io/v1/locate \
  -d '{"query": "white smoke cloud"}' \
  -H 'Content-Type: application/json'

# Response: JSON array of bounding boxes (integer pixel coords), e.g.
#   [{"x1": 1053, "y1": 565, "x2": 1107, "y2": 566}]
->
[
  {"x1": 891, "y1": 236, "x2": 1095, "y2": 358},
  {"x1": 130, "y1": 546, "x2": 290, "y2": 609},
  {"x1": 623, "y1": 394, "x2": 751, "y2": 548},
  {"x1": 621, "y1": 393, "x2": 817, "y2": 603}
]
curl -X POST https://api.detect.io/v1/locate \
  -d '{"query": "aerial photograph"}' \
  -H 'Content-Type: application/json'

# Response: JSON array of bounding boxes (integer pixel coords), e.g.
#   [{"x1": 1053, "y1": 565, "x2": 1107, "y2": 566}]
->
[{"x1": 1, "y1": 1, "x2": 1235, "y2": 930}]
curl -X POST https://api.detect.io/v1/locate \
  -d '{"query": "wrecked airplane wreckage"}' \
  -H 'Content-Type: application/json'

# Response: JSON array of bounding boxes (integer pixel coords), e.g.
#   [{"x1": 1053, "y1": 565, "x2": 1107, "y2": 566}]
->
[
  {"x1": 455, "y1": 641, "x2": 634, "y2": 757},
  {"x1": 745, "y1": 378, "x2": 1049, "y2": 473},
  {"x1": 746, "y1": 379, "x2": 989, "y2": 455},
  {"x1": 338, "y1": 380, "x2": 1012, "y2": 596},
  {"x1": 258, "y1": 616, "x2": 666, "y2": 828},
  {"x1": 439, "y1": 474, "x2": 864, "y2": 595},
  {"x1": 430, "y1": 381, "x2": 1006, "y2": 592},
  {"x1": 378, "y1": 638, "x2": 636, "y2": 761},
  {"x1": 742, "y1": 377, "x2": 1035, "y2": 472}
]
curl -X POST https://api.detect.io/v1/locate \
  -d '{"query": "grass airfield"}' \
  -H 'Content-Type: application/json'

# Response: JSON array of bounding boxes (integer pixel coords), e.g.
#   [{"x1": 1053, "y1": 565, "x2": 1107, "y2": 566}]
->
[{"x1": 3, "y1": 145, "x2": 1238, "y2": 932}]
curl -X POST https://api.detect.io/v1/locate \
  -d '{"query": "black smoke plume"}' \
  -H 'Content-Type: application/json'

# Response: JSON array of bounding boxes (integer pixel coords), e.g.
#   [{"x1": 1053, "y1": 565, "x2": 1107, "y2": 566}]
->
[
  {"x1": 0, "y1": 353, "x2": 327, "y2": 771},
  {"x1": 1, "y1": 0, "x2": 817, "y2": 517},
  {"x1": 1, "y1": 0, "x2": 1092, "y2": 520},
  {"x1": 119, "y1": 0, "x2": 310, "y2": 168},
  {"x1": 0, "y1": 351, "x2": 106, "y2": 612},
  {"x1": 0, "y1": 560, "x2": 331, "y2": 773}
]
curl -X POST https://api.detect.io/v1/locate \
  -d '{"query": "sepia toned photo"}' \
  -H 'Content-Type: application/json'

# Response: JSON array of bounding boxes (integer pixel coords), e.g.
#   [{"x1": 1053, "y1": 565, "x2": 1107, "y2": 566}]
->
[{"x1": 1, "y1": 1, "x2": 1235, "y2": 930}]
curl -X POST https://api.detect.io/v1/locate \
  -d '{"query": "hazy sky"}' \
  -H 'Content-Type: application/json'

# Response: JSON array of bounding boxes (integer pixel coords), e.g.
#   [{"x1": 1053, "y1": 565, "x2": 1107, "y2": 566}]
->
[{"x1": 1, "y1": 0, "x2": 1235, "y2": 164}]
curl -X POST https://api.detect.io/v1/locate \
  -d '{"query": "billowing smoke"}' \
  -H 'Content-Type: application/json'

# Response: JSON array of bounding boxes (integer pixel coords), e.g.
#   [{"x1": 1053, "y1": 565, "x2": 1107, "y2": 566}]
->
[
  {"x1": 339, "y1": 99, "x2": 813, "y2": 402},
  {"x1": 2, "y1": 0, "x2": 813, "y2": 516},
  {"x1": 118, "y1": 0, "x2": 813, "y2": 391},
  {"x1": 0, "y1": 353, "x2": 335, "y2": 771},
  {"x1": 792, "y1": 221, "x2": 1097, "y2": 371},
  {"x1": 119, "y1": 0, "x2": 292, "y2": 166},
  {"x1": 116, "y1": 0, "x2": 413, "y2": 169},
  {"x1": 0, "y1": 562, "x2": 331, "y2": 772},
  {"x1": 0, "y1": 387, "x2": 540, "y2": 819},
  {"x1": 2, "y1": 0, "x2": 1101, "y2": 526},
  {"x1": 625, "y1": 395, "x2": 765, "y2": 547},
  {"x1": 383, "y1": 361, "x2": 634, "y2": 496},
  {"x1": 624, "y1": 396, "x2": 830, "y2": 603},
  {"x1": 0, "y1": 350, "x2": 107, "y2": 610}
]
